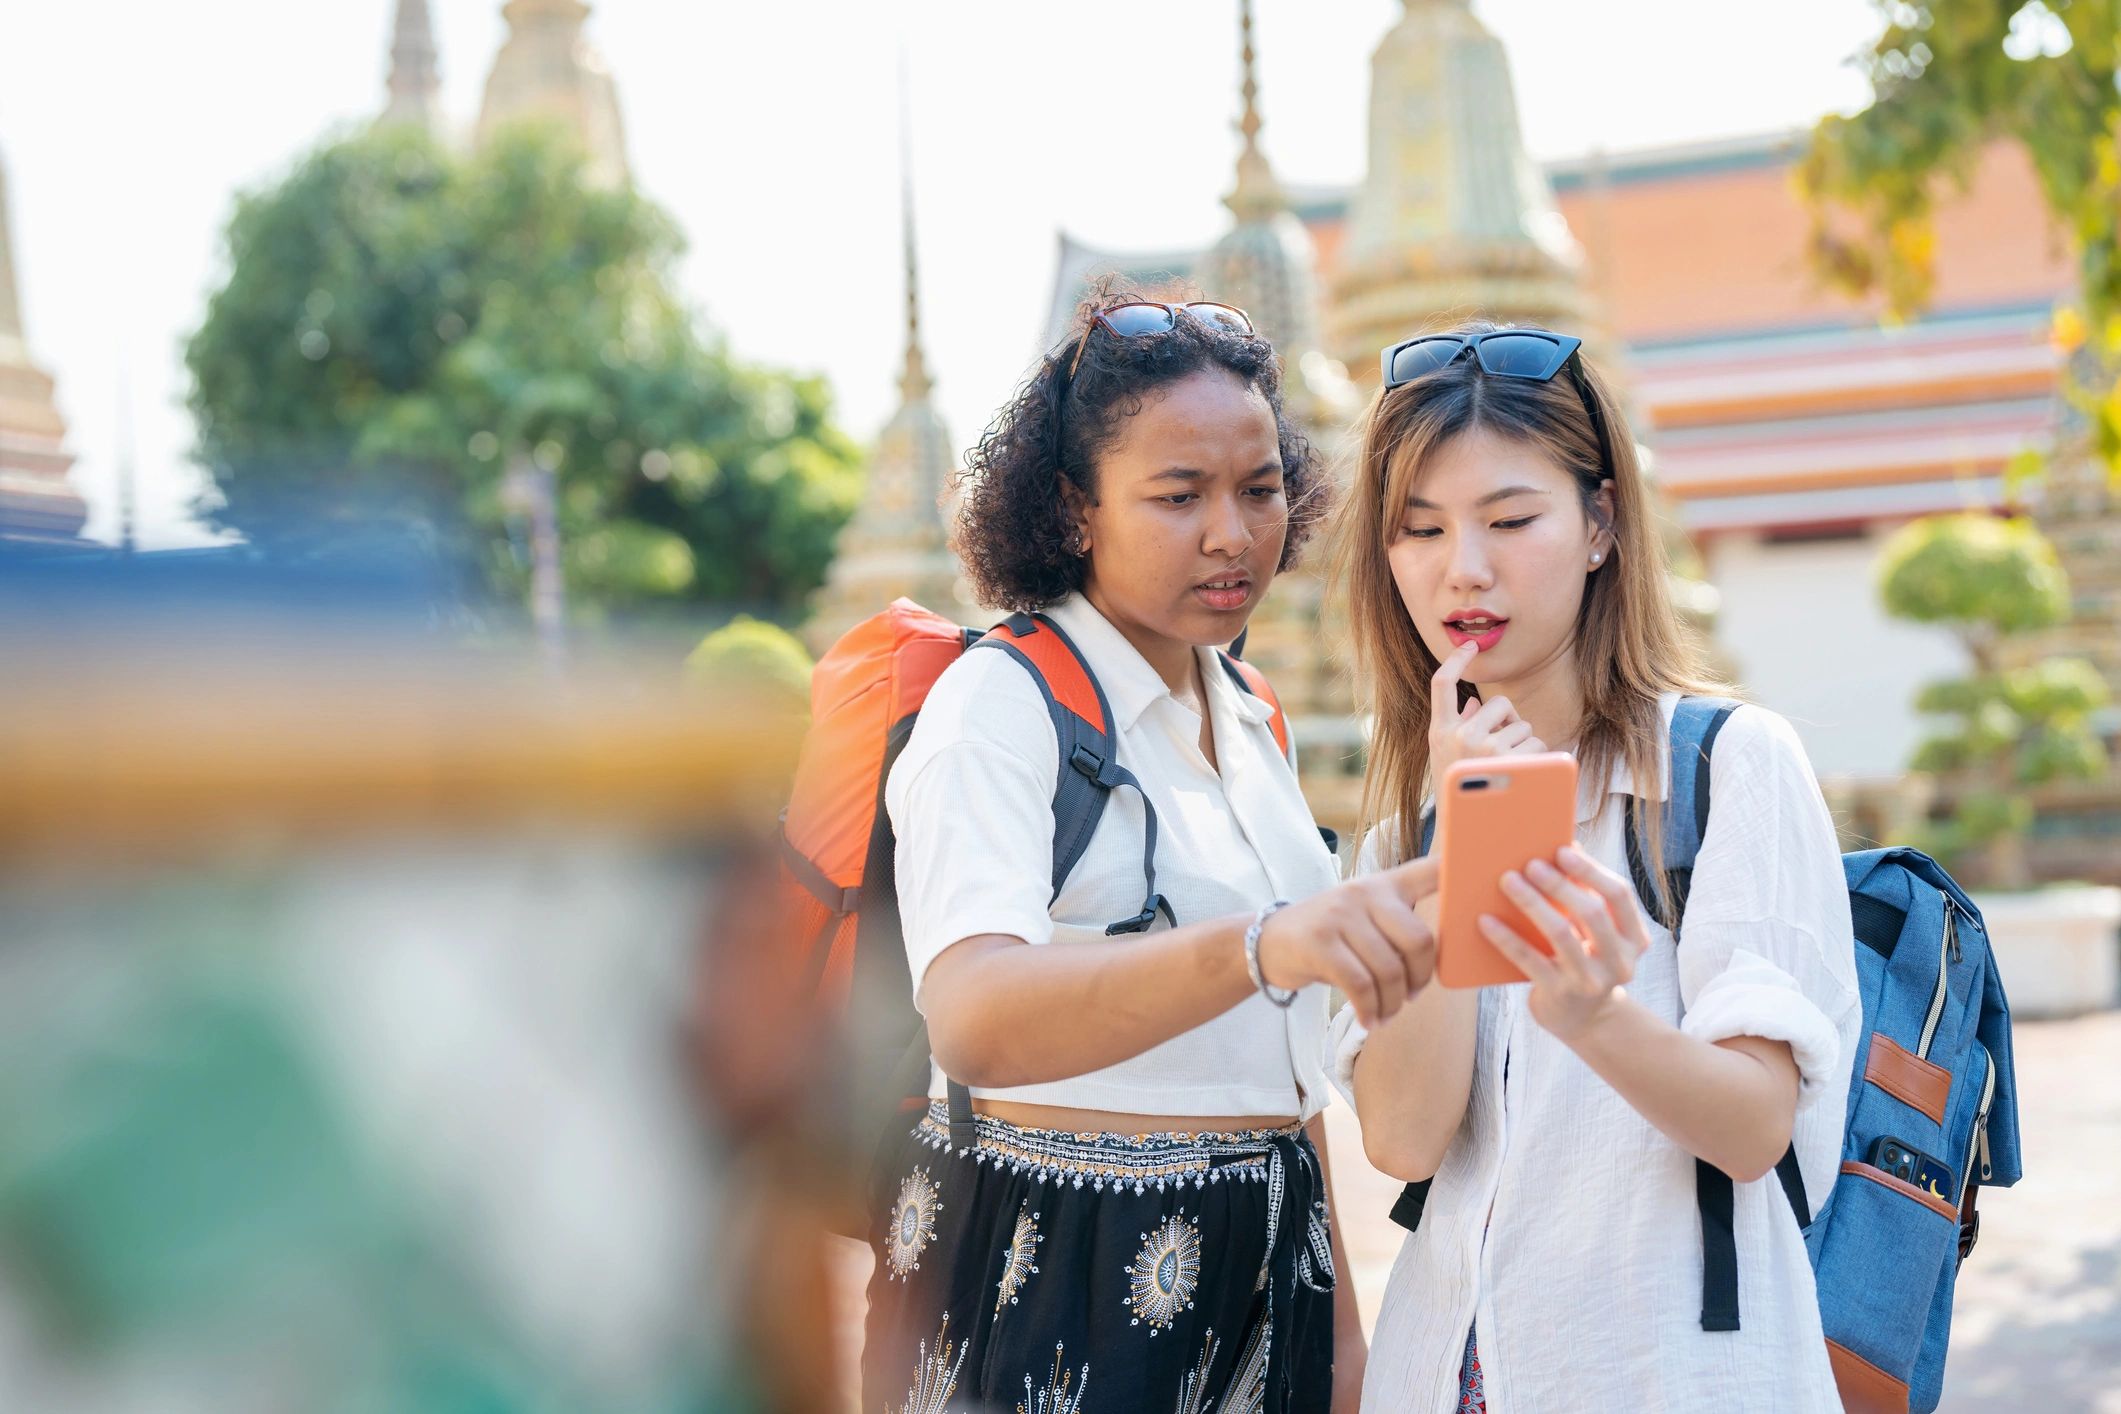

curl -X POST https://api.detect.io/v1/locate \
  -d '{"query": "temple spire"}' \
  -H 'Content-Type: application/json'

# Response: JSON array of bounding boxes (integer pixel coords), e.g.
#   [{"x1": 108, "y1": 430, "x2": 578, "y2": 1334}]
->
[
  {"x1": 1196, "y1": 0, "x2": 1351, "y2": 434},
  {"x1": 478, "y1": 0, "x2": 631, "y2": 188},
  {"x1": 1330, "y1": 0, "x2": 1584, "y2": 376},
  {"x1": 805, "y1": 58, "x2": 962, "y2": 646},
  {"x1": 0, "y1": 141, "x2": 88, "y2": 544},
  {"x1": 897, "y1": 67, "x2": 932, "y2": 405},
  {"x1": 381, "y1": 0, "x2": 444, "y2": 134},
  {"x1": 1225, "y1": 0, "x2": 1285, "y2": 222},
  {"x1": 0, "y1": 146, "x2": 23, "y2": 353}
]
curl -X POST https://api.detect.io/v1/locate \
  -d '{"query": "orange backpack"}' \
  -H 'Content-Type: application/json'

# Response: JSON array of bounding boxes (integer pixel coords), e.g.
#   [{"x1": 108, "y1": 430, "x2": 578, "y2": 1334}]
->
[{"x1": 779, "y1": 597, "x2": 1292, "y2": 1155}]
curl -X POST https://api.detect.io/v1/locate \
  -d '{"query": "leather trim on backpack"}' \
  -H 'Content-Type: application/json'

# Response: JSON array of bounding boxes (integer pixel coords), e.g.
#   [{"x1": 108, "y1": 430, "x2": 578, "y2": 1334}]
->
[
  {"x1": 1825, "y1": 1338, "x2": 1911, "y2": 1414},
  {"x1": 1863, "y1": 1033, "x2": 1951, "y2": 1124},
  {"x1": 1841, "y1": 1160, "x2": 1958, "y2": 1222}
]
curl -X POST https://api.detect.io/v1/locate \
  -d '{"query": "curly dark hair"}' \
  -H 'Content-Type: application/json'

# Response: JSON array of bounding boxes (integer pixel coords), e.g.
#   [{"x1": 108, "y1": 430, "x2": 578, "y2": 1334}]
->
[{"x1": 953, "y1": 285, "x2": 1328, "y2": 612}]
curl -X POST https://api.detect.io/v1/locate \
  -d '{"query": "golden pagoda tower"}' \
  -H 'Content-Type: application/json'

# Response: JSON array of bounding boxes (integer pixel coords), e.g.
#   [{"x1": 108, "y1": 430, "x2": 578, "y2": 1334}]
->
[
  {"x1": 476, "y1": 0, "x2": 630, "y2": 187},
  {"x1": 380, "y1": 0, "x2": 445, "y2": 136},
  {"x1": 806, "y1": 136, "x2": 965, "y2": 650},
  {"x1": 1305, "y1": 2, "x2": 1719, "y2": 827},
  {"x1": 1192, "y1": 0, "x2": 1364, "y2": 819},
  {"x1": 0, "y1": 144, "x2": 86, "y2": 545},
  {"x1": 1194, "y1": 0, "x2": 1356, "y2": 437},
  {"x1": 1329, "y1": 0, "x2": 1587, "y2": 377}
]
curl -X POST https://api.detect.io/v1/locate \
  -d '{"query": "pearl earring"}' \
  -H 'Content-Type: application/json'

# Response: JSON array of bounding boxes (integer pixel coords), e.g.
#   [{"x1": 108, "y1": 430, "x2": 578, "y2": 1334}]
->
[{"x1": 1590, "y1": 553, "x2": 1603, "y2": 566}]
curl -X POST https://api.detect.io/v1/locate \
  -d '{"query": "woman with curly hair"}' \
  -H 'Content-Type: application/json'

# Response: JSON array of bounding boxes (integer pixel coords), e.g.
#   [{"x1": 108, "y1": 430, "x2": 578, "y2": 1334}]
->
[{"x1": 863, "y1": 293, "x2": 1442, "y2": 1413}]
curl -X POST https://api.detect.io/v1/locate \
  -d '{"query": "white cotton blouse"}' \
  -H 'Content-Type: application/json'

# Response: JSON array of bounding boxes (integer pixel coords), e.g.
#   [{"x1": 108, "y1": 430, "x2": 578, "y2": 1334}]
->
[
  {"x1": 1329, "y1": 694, "x2": 1862, "y2": 1413},
  {"x1": 885, "y1": 592, "x2": 1340, "y2": 1120}
]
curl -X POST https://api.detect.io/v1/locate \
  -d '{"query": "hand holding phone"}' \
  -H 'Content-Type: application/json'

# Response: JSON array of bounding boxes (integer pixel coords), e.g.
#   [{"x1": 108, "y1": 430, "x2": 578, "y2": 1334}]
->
[{"x1": 1434, "y1": 752, "x2": 1579, "y2": 988}]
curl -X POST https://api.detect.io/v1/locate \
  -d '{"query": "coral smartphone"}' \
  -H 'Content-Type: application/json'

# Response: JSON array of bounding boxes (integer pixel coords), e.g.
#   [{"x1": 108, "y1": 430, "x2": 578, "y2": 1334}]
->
[{"x1": 1435, "y1": 752, "x2": 1580, "y2": 989}]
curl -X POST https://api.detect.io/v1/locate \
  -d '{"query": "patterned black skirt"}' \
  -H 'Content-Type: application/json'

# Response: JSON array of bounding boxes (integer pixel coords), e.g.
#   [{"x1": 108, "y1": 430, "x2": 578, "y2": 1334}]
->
[{"x1": 862, "y1": 1102, "x2": 1334, "y2": 1412}]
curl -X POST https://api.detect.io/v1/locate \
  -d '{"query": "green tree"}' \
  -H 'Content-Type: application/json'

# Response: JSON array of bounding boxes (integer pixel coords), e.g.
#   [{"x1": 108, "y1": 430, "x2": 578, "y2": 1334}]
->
[
  {"x1": 1802, "y1": 0, "x2": 2121, "y2": 482},
  {"x1": 1879, "y1": 513, "x2": 2110, "y2": 885},
  {"x1": 186, "y1": 127, "x2": 859, "y2": 616}
]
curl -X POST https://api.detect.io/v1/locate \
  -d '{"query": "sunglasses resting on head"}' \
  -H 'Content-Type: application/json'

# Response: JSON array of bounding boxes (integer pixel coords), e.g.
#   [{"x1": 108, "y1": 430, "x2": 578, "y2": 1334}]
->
[
  {"x1": 1380, "y1": 327, "x2": 1614, "y2": 477},
  {"x1": 1067, "y1": 301, "x2": 1257, "y2": 377}
]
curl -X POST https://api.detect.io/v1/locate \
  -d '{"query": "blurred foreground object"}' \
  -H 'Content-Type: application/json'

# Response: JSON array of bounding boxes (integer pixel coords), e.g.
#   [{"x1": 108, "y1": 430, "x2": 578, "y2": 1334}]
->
[{"x1": 0, "y1": 548, "x2": 853, "y2": 1412}]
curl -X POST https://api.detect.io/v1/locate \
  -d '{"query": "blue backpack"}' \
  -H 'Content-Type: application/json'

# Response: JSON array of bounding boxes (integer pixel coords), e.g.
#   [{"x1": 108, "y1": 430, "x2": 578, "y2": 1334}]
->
[{"x1": 1397, "y1": 697, "x2": 2022, "y2": 1413}]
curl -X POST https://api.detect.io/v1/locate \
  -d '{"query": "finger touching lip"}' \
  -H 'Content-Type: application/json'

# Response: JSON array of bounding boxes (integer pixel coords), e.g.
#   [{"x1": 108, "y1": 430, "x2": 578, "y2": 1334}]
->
[{"x1": 1443, "y1": 620, "x2": 1507, "y2": 651}]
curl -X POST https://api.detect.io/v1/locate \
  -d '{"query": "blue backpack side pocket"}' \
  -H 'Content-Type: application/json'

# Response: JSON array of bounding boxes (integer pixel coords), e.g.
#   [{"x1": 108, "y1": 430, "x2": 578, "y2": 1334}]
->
[{"x1": 1810, "y1": 850, "x2": 2019, "y2": 1413}]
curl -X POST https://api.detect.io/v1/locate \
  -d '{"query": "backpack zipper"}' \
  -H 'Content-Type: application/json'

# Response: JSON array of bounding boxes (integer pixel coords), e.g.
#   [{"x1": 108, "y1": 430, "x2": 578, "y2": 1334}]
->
[
  {"x1": 1919, "y1": 896, "x2": 1956, "y2": 1059},
  {"x1": 1957, "y1": 1045, "x2": 1998, "y2": 1206}
]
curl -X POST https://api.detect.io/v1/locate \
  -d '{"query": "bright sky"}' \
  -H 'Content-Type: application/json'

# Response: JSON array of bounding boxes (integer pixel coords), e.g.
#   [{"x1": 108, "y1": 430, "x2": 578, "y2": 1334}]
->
[{"x1": 0, "y1": 0, "x2": 1883, "y2": 549}]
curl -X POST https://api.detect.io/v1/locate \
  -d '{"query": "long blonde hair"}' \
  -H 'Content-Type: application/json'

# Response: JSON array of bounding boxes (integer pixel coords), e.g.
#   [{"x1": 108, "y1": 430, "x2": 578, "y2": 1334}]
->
[{"x1": 1331, "y1": 323, "x2": 1731, "y2": 924}]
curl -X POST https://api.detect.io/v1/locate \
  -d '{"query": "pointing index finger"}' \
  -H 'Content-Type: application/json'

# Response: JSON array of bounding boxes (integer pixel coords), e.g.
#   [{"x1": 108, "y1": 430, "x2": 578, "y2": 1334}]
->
[{"x1": 1383, "y1": 854, "x2": 1441, "y2": 906}]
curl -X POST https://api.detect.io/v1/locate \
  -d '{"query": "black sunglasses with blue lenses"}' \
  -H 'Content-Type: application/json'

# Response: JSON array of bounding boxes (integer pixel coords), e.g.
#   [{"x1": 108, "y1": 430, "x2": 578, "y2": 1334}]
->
[
  {"x1": 1380, "y1": 329, "x2": 1614, "y2": 475},
  {"x1": 1068, "y1": 301, "x2": 1256, "y2": 377}
]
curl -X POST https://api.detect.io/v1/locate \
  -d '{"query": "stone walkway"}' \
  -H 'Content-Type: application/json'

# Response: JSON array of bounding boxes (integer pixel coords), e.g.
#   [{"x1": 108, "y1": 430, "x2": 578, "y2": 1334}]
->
[
  {"x1": 1930, "y1": 1011, "x2": 2121, "y2": 1411},
  {"x1": 835, "y1": 1012, "x2": 2121, "y2": 1409},
  {"x1": 1322, "y1": 1010, "x2": 2121, "y2": 1412}
]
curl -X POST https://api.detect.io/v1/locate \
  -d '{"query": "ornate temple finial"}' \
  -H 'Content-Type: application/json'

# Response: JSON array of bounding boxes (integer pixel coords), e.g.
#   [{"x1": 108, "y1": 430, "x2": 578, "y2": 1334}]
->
[
  {"x1": 1225, "y1": 0, "x2": 1285, "y2": 221},
  {"x1": 381, "y1": 0, "x2": 444, "y2": 135},
  {"x1": 0, "y1": 140, "x2": 88, "y2": 543},
  {"x1": 807, "y1": 49, "x2": 961, "y2": 648},
  {"x1": 0, "y1": 146, "x2": 22, "y2": 347},
  {"x1": 897, "y1": 53, "x2": 932, "y2": 404},
  {"x1": 478, "y1": 0, "x2": 631, "y2": 188},
  {"x1": 1332, "y1": 0, "x2": 1582, "y2": 374}
]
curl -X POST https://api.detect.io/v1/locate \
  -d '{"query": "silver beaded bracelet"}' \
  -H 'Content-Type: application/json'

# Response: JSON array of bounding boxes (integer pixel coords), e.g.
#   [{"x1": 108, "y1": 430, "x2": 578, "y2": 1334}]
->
[{"x1": 1244, "y1": 898, "x2": 1298, "y2": 1007}]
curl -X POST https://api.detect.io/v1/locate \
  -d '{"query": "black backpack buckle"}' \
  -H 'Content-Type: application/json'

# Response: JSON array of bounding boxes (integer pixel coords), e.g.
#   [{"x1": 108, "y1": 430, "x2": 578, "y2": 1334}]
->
[{"x1": 1106, "y1": 894, "x2": 1169, "y2": 935}]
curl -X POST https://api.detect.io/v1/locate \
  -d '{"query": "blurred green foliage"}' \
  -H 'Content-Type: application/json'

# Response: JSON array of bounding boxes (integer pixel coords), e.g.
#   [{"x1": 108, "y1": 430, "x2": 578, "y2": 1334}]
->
[
  {"x1": 1803, "y1": 0, "x2": 2121, "y2": 484},
  {"x1": 186, "y1": 127, "x2": 860, "y2": 616},
  {"x1": 1878, "y1": 513, "x2": 2111, "y2": 881}
]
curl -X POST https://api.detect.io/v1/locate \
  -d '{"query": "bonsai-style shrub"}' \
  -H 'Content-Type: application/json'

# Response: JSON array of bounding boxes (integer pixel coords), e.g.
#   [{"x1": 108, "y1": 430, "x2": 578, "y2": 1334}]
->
[
  {"x1": 684, "y1": 616, "x2": 814, "y2": 722},
  {"x1": 1878, "y1": 512, "x2": 2110, "y2": 888}
]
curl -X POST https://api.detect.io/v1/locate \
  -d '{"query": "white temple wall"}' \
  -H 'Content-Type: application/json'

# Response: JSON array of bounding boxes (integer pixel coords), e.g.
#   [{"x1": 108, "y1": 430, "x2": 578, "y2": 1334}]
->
[{"x1": 1702, "y1": 527, "x2": 1968, "y2": 782}]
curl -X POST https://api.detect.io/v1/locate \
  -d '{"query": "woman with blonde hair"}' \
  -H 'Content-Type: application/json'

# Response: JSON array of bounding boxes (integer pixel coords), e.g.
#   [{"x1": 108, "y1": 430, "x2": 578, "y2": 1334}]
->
[{"x1": 1327, "y1": 324, "x2": 1860, "y2": 1410}]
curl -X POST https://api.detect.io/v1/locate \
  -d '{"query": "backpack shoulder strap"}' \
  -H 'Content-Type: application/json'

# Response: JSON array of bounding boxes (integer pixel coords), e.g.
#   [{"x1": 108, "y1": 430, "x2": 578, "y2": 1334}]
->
[
  {"x1": 1387, "y1": 811, "x2": 1439, "y2": 1233},
  {"x1": 1630, "y1": 695, "x2": 1742, "y2": 925},
  {"x1": 951, "y1": 611, "x2": 1174, "y2": 1151},
  {"x1": 1217, "y1": 650, "x2": 1293, "y2": 760},
  {"x1": 1651, "y1": 696, "x2": 1814, "y2": 1333},
  {"x1": 936, "y1": 611, "x2": 1167, "y2": 1153},
  {"x1": 1659, "y1": 696, "x2": 1743, "y2": 872},
  {"x1": 1223, "y1": 650, "x2": 1340, "y2": 855},
  {"x1": 972, "y1": 612, "x2": 1173, "y2": 937}
]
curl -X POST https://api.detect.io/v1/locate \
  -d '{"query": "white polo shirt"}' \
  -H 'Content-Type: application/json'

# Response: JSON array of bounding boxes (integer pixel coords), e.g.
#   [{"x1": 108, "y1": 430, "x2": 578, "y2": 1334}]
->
[
  {"x1": 1330, "y1": 695, "x2": 1861, "y2": 1412},
  {"x1": 885, "y1": 592, "x2": 1339, "y2": 1120}
]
